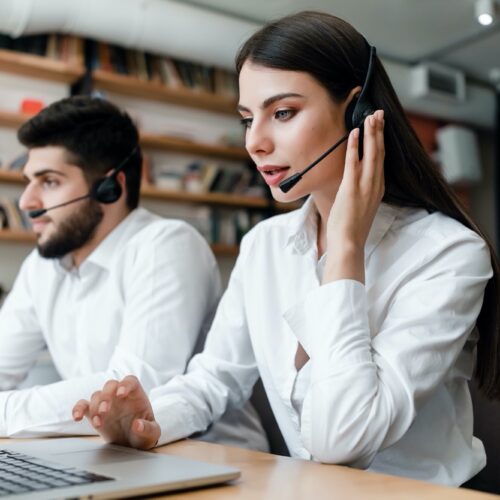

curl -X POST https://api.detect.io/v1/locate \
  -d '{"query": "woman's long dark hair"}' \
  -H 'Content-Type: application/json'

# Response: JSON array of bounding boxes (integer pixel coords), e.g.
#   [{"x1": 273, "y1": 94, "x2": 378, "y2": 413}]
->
[{"x1": 236, "y1": 11, "x2": 500, "y2": 399}]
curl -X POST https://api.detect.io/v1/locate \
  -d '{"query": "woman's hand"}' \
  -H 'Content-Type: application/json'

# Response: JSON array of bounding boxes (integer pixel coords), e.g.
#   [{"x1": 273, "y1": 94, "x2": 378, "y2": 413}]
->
[
  {"x1": 72, "y1": 375, "x2": 161, "y2": 450},
  {"x1": 323, "y1": 109, "x2": 385, "y2": 284}
]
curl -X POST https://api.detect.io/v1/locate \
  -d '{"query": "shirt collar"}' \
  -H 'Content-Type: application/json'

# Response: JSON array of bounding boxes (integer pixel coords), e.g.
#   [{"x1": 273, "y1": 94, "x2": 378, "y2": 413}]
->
[
  {"x1": 54, "y1": 208, "x2": 144, "y2": 275},
  {"x1": 285, "y1": 197, "x2": 399, "y2": 258}
]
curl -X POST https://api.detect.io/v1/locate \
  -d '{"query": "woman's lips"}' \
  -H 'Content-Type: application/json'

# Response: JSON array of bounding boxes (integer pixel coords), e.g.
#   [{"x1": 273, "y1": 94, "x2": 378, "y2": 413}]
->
[{"x1": 257, "y1": 166, "x2": 291, "y2": 187}]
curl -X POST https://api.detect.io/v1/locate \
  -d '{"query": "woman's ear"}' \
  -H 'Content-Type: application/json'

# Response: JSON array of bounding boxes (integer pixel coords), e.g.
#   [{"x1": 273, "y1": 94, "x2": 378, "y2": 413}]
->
[{"x1": 342, "y1": 85, "x2": 363, "y2": 115}]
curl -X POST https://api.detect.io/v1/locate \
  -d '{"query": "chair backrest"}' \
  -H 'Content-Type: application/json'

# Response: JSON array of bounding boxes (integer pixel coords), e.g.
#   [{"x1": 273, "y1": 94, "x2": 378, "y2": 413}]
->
[
  {"x1": 465, "y1": 381, "x2": 500, "y2": 494},
  {"x1": 251, "y1": 378, "x2": 290, "y2": 456}
]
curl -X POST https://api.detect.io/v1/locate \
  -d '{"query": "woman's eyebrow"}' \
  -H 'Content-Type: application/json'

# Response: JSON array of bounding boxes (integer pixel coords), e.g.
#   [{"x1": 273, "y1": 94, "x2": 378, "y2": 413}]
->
[{"x1": 237, "y1": 92, "x2": 305, "y2": 113}]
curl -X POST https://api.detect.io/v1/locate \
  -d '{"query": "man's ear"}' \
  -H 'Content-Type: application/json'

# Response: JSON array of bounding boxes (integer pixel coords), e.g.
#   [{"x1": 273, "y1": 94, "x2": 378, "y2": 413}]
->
[{"x1": 116, "y1": 171, "x2": 126, "y2": 189}]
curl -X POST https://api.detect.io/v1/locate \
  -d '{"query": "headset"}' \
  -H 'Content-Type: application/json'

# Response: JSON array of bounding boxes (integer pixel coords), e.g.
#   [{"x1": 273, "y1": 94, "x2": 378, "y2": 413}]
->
[
  {"x1": 28, "y1": 145, "x2": 139, "y2": 219},
  {"x1": 279, "y1": 45, "x2": 377, "y2": 193}
]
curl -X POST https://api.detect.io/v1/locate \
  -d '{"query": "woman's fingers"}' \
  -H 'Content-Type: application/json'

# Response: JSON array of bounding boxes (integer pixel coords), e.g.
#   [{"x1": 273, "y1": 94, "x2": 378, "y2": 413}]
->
[
  {"x1": 360, "y1": 110, "x2": 384, "y2": 194},
  {"x1": 116, "y1": 375, "x2": 141, "y2": 398},
  {"x1": 131, "y1": 419, "x2": 161, "y2": 450},
  {"x1": 344, "y1": 127, "x2": 360, "y2": 184},
  {"x1": 72, "y1": 400, "x2": 89, "y2": 422}
]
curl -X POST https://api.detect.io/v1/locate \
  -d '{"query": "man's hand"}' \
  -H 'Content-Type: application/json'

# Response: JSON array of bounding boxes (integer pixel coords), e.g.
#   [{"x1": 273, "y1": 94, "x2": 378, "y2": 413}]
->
[{"x1": 72, "y1": 375, "x2": 161, "y2": 450}]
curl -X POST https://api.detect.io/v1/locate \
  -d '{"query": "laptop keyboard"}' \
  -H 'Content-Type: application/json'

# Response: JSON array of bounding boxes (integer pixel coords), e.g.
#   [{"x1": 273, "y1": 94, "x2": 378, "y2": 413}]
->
[{"x1": 0, "y1": 449, "x2": 112, "y2": 497}]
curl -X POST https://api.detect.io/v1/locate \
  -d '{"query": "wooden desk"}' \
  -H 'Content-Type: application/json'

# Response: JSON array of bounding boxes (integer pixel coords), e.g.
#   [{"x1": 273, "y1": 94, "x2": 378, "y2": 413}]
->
[
  {"x1": 0, "y1": 438, "x2": 494, "y2": 499},
  {"x1": 151, "y1": 439, "x2": 495, "y2": 499}
]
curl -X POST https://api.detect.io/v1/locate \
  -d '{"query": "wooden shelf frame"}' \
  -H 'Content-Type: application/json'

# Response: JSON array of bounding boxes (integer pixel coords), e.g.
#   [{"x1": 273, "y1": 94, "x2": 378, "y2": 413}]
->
[
  {"x1": 92, "y1": 69, "x2": 238, "y2": 115},
  {"x1": 140, "y1": 132, "x2": 248, "y2": 161},
  {"x1": 0, "y1": 49, "x2": 85, "y2": 84},
  {"x1": 0, "y1": 110, "x2": 248, "y2": 162},
  {"x1": 0, "y1": 171, "x2": 293, "y2": 211},
  {"x1": 0, "y1": 229, "x2": 36, "y2": 244},
  {"x1": 0, "y1": 110, "x2": 31, "y2": 128},
  {"x1": 0, "y1": 229, "x2": 238, "y2": 256}
]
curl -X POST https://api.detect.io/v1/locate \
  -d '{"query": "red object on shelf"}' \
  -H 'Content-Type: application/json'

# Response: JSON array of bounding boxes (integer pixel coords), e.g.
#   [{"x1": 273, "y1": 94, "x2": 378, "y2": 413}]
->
[{"x1": 20, "y1": 99, "x2": 44, "y2": 116}]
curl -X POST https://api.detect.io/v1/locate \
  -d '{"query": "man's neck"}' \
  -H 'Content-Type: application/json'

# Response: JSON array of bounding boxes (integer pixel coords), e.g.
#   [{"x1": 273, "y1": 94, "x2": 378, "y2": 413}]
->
[{"x1": 71, "y1": 207, "x2": 132, "y2": 268}]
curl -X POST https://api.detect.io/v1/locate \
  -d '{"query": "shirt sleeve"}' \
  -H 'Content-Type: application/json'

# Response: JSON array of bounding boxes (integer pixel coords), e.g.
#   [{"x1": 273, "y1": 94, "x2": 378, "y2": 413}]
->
[
  {"x1": 149, "y1": 234, "x2": 260, "y2": 446},
  {"x1": 283, "y1": 232, "x2": 492, "y2": 466},
  {"x1": 0, "y1": 222, "x2": 221, "y2": 438},
  {"x1": 0, "y1": 252, "x2": 46, "y2": 391}
]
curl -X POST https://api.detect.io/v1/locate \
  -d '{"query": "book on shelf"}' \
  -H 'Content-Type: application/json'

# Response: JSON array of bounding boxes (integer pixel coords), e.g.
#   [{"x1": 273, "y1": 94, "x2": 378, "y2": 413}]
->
[
  {"x1": 0, "y1": 33, "x2": 84, "y2": 66},
  {"x1": 186, "y1": 206, "x2": 258, "y2": 246},
  {"x1": 0, "y1": 197, "x2": 30, "y2": 231},
  {"x1": 0, "y1": 151, "x2": 28, "y2": 171},
  {"x1": 84, "y1": 39, "x2": 237, "y2": 97},
  {"x1": 152, "y1": 160, "x2": 262, "y2": 198}
]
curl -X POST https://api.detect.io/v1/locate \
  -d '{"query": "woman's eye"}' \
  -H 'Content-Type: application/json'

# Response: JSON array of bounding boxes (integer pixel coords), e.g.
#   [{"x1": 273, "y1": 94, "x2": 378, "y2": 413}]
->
[
  {"x1": 275, "y1": 109, "x2": 295, "y2": 121},
  {"x1": 240, "y1": 117, "x2": 253, "y2": 129}
]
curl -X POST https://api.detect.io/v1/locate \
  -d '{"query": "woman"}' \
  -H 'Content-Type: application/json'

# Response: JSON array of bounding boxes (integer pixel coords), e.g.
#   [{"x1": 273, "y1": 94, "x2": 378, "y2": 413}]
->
[{"x1": 73, "y1": 11, "x2": 500, "y2": 486}]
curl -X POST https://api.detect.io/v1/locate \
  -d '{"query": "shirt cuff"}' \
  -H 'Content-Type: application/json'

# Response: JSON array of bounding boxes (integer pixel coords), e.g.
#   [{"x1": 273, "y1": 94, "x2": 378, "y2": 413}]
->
[
  {"x1": 0, "y1": 391, "x2": 14, "y2": 436},
  {"x1": 151, "y1": 397, "x2": 200, "y2": 447},
  {"x1": 283, "y1": 279, "x2": 372, "y2": 369}
]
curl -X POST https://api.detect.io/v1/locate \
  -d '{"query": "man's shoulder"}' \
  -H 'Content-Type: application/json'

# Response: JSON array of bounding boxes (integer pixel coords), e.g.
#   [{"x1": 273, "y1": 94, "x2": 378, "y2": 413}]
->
[{"x1": 123, "y1": 209, "x2": 211, "y2": 254}]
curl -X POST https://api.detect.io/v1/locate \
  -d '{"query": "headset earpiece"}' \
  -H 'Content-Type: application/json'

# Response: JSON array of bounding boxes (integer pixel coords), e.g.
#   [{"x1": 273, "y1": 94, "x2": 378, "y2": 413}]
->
[
  {"x1": 89, "y1": 145, "x2": 139, "y2": 204},
  {"x1": 91, "y1": 175, "x2": 123, "y2": 204},
  {"x1": 344, "y1": 45, "x2": 377, "y2": 132}
]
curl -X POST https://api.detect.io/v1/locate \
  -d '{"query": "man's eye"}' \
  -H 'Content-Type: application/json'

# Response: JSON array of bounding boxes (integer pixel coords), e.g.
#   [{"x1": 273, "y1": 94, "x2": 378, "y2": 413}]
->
[
  {"x1": 240, "y1": 117, "x2": 253, "y2": 129},
  {"x1": 43, "y1": 179, "x2": 59, "y2": 188}
]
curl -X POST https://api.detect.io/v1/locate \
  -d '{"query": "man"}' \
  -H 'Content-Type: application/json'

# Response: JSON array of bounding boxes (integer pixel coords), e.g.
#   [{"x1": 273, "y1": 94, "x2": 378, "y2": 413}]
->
[{"x1": 0, "y1": 96, "x2": 267, "y2": 451}]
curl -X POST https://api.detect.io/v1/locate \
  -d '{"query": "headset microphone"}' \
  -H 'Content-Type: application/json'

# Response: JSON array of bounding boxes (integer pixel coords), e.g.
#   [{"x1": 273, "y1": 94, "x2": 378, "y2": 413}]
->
[
  {"x1": 279, "y1": 45, "x2": 377, "y2": 194},
  {"x1": 28, "y1": 194, "x2": 92, "y2": 219},
  {"x1": 28, "y1": 145, "x2": 139, "y2": 219}
]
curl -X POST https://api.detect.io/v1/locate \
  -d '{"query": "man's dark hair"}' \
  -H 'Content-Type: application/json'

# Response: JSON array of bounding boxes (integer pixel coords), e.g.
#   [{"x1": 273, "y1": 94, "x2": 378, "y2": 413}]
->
[{"x1": 17, "y1": 95, "x2": 142, "y2": 210}]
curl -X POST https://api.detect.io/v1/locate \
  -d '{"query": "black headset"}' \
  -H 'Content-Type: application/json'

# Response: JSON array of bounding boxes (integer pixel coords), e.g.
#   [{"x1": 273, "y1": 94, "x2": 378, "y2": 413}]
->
[
  {"x1": 344, "y1": 45, "x2": 377, "y2": 132},
  {"x1": 279, "y1": 45, "x2": 377, "y2": 193},
  {"x1": 28, "y1": 145, "x2": 139, "y2": 219},
  {"x1": 90, "y1": 145, "x2": 138, "y2": 204}
]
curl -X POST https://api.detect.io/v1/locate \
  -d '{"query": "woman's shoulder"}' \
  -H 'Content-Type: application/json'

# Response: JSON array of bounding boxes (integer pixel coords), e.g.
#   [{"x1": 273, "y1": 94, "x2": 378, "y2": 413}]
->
[
  {"x1": 393, "y1": 206, "x2": 484, "y2": 244},
  {"x1": 390, "y1": 205, "x2": 490, "y2": 270}
]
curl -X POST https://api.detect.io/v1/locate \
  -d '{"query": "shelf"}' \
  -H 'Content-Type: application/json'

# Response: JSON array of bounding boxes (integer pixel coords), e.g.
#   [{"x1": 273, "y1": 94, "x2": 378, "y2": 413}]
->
[
  {"x1": 0, "y1": 110, "x2": 31, "y2": 128},
  {"x1": 0, "y1": 229, "x2": 36, "y2": 244},
  {"x1": 140, "y1": 132, "x2": 248, "y2": 161},
  {"x1": 0, "y1": 49, "x2": 85, "y2": 84},
  {"x1": 92, "y1": 70, "x2": 238, "y2": 115},
  {"x1": 210, "y1": 243, "x2": 240, "y2": 257},
  {"x1": 0, "y1": 228, "x2": 238, "y2": 256},
  {"x1": 0, "y1": 171, "x2": 299, "y2": 212},
  {"x1": 0, "y1": 170, "x2": 25, "y2": 184},
  {"x1": 141, "y1": 184, "x2": 270, "y2": 209},
  {"x1": 0, "y1": 110, "x2": 248, "y2": 161}
]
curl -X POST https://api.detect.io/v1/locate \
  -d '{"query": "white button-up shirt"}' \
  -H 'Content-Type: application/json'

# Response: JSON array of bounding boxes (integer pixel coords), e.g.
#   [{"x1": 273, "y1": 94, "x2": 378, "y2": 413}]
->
[
  {"x1": 150, "y1": 197, "x2": 492, "y2": 486},
  {"x1": 0, "y1": 208, "x2": 223, "y2": 437}
]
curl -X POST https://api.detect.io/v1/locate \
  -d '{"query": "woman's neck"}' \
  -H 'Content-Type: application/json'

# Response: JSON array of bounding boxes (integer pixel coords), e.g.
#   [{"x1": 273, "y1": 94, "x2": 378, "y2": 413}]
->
[{"x1": 312, "y1": 191, "x2": 336, "y2": 259}]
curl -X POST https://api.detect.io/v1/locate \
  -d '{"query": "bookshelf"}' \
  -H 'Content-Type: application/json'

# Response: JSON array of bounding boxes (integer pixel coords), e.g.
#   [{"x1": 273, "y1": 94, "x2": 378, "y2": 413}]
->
[
  {"x1": 140, "y1": 132, "x2": 248, "y2": 160},
  {"x1": 0, "y1": 110, "x2": 248, "y2": 161},
  {"x1": 92, "y1": 70, "x2": 237, "y2": 115},
  {"x1": 0, "y1": 170, "x2": 297, "y2": 211},
  {"x1": 0, "y1": 49, "x2": 84, "y2": 84},
  {"x1": 0, "y1": 110, "x2": 31, "y2": 128},
  {"x1": 0, "y1": 228, "x2": 238, "y2": 257},
  {"x1": 0, "y1": 229, "x2": 35, "y2": 244},
  {"x1": 0, "y1": 43, "x2": 300, "y2": 274}
]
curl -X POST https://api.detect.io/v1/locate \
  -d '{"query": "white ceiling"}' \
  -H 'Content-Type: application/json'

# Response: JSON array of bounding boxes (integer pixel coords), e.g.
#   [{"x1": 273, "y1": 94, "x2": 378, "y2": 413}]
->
[{"x1": 178, "y1": 0, "x2": 500, "y2": 85}]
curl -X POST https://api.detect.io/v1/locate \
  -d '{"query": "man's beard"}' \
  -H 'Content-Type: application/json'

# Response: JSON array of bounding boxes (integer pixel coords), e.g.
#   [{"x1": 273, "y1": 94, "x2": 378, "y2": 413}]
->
[{"x1": 37, "y1": 200, "x2": 104, "y2": 259}]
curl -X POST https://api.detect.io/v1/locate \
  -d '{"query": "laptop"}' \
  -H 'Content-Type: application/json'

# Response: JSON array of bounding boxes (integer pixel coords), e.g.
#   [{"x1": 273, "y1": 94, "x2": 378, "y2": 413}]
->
[{"x1": 0, "y1": 437, "x2": 240, "y2": 499}]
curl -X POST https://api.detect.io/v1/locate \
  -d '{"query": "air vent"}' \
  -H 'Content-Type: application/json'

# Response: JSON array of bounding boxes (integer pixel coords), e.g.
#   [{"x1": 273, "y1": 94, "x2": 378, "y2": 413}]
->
[{"x1": 410, "y1": 63, "x2": 466, "y2": 102}]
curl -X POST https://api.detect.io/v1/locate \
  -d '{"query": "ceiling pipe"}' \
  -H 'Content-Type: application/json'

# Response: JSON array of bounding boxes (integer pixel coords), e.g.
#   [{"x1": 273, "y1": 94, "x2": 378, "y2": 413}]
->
[{"x1": 0, "y1": 0, "x2": 260, "y2": 70}]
